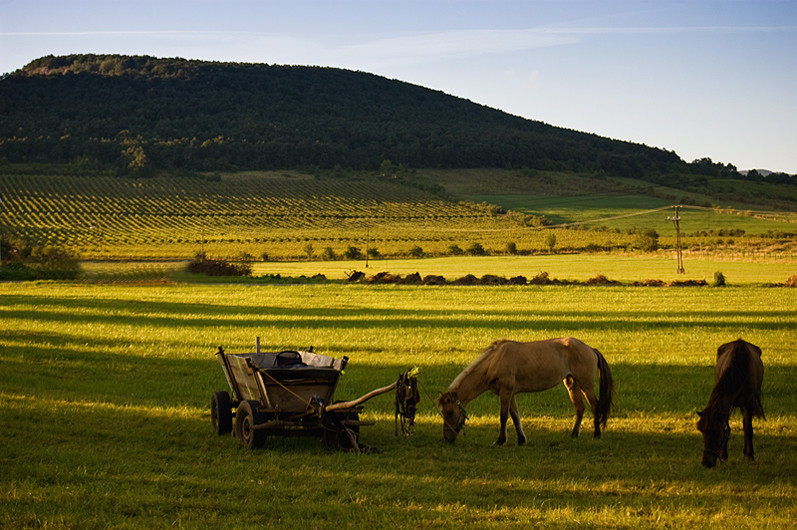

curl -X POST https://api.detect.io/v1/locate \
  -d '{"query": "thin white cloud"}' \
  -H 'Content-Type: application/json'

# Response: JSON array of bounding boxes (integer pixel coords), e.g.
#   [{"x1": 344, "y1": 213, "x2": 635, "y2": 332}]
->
[{"x1": 339, "y1": 28, "x2": 578, "y2": 61}]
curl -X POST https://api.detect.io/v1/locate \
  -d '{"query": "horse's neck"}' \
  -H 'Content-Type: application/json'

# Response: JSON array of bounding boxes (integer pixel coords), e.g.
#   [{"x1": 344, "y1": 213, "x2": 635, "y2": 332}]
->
[
  {"x1": 707, "y1": 386, "x2": 735, "y2": 420},
  {"x1": 448, "y1": 371, "x2": 489, "y2": 406}
]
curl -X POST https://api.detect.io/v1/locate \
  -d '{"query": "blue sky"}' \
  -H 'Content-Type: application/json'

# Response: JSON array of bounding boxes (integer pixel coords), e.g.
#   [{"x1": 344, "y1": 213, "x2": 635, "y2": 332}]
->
[{"x1": 2, "y1": 0, "x2": 796, "y2": 173}]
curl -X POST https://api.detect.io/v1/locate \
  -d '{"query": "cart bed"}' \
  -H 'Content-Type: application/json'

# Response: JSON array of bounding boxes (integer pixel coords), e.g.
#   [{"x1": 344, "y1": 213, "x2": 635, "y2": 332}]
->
[{"x1": 217, "y1": 349, "x2": 348, "y2": 414}]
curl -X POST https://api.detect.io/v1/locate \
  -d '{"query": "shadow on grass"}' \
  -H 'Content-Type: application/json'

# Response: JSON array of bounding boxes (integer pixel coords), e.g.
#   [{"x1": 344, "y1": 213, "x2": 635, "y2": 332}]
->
[
  {"x1": 4, "y1": 293, "x2": 796, "y2": 335},
  {"x1": 4, "y1": 385, "x2": 796, "y2": 528}
]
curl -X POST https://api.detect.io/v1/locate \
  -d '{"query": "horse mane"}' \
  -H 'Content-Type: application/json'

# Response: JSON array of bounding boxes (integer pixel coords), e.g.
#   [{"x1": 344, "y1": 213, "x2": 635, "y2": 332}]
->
[{"x1": 448, "y1": 339, "x2": 506, "y2": 392}]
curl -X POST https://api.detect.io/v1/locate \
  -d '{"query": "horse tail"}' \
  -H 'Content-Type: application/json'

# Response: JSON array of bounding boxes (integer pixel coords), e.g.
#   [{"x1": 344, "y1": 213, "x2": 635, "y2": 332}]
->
[
  {"x1": 753, "y1": 393, "x2": 765, "y2": 419},
  {"x1": 594, "y1": 348, "x2": 614, "y2": 428}
]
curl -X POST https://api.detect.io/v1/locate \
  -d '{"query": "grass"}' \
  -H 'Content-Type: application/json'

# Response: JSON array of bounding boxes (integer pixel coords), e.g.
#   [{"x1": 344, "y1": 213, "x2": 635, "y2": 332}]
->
[
  {"x1": 249, "y1": 254, "x2": 796, "y2": 284},
  {"x1": 77, "y1": 254, "x2": 797, "y2": 285},
  {"x1": 2, "y1": 281, "x2": 796, "y2": 527}
]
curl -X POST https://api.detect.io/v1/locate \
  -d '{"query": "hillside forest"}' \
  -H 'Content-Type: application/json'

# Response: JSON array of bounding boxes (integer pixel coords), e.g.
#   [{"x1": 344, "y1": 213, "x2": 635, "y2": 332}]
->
[{"x1": 4, "y1": 54, "x2": 792, "y2": 184}]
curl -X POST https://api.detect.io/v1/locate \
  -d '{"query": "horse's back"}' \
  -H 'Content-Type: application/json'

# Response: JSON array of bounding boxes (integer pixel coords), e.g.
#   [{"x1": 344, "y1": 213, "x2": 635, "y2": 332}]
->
[
  {"x1": 716, "y1": 339, "x2": 763, "y2": 383},
  {"x1": 497, "y1": 337, "x2": 594, "y2": 360},
  {"x1": 489, "y1": 338, "x2": 597, "y2": 387},
  {"x1": 716, "y1": 339, "x2": 764, "y2": 413}
]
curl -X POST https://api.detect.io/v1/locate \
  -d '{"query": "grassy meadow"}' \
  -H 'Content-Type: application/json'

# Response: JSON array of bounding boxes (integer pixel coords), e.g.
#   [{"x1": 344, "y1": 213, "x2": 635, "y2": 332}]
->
[
  {"x1": 2, "y1": 280, "x2": 796, "y2": 528},
  {"x1": 77, "y1": 253, "x2": 797, "y2": 285}
]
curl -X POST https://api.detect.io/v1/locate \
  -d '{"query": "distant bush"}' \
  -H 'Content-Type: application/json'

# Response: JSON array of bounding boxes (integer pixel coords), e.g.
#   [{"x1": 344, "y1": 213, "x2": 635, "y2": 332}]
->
[
  {"x1": 0, "y1": 262, "x2": 39, "y2": 281},
  {"x1": 633, "y1": 229, "x2": 659, "y2": 252},
  {"x1": 29, "y1": 245, "x2": 81, "y2": 279},
  {"x1": 343, "y1": 246, "x2": 363, "y2": 260},
  {"x1": 0, "y1": 239, "x2": 80, "y2": 280},
  {"x1": 545, "y1": 233, "x2": 557, "y2": 253},
  {"x1": 586, "y1": 274, "x2": 620, "y2": 286},
  {"x1": 186, "y1": 257, "x2": 252, "y2": 277},
  {"x1": 466, "y1": 242, "x2": 487, "y2": 256},
  {"x1": 408, "y1": 245, "x2": 424, "y2": 258},
  {"x1": 633, "y1": 279, "x2": 666, "y2": 287},
  {"x1": 713, "y1": 271, "x2": 726, "y2": 287},
  {"x1": 447, "y1": 244, "x2": 464, "y2": 256},
  {"x1": 320, "y1": 247, "x2": 337, "y2": 261}
]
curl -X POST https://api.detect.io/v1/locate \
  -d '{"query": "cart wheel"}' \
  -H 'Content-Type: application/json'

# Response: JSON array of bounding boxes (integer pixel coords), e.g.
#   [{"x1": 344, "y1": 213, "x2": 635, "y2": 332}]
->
[
  {"x1": 236, "y1": 400, "x2": 266, "y2": 449},
  {"x1": 323, "y1": 410, "x2": 360, "y2": 450},
  {"x1": 211, "y1": 391, "x2": 233, "y2": 435}
]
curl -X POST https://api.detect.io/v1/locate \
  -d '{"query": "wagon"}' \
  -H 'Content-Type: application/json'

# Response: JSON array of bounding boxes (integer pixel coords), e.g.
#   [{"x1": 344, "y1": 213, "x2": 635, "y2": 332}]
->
[{"x1": 211, "y1": 341, "x2": 418, "y2": 451}]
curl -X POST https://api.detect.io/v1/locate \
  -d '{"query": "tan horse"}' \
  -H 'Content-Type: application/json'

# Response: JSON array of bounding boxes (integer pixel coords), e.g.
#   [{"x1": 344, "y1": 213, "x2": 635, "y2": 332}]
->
[
  {"x1": 697, "y1": 339, "x2": 764, "y2": 467},
  {"x1": 438, "y1": 337, "x2": 614, "y2": 445}
]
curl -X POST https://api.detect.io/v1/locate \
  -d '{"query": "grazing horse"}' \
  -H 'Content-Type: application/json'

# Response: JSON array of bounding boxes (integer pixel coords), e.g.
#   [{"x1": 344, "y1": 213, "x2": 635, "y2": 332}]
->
[
  {"x1": 697, "y1": 339, "x2": 764, "y2": 468},
  {"x1": 438, "y1": 337, "x2": 614, "y2": 445}
]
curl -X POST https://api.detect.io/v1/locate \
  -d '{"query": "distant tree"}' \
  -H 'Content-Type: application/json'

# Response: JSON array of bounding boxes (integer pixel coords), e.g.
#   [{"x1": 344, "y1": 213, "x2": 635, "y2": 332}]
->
[
  {"x1": 447, "y1": 244, "x2": 464, "y2": 256},
  {"x1": 379, "y1": 159, "x2": 395, "y2": 177},
  {"x1": 408, "y1": 245, "x2": 424, "y2": 258},
  {"x1": 122, "y1": 144, "x2": 150, "y2": 176},
  {"x1": 634, "y1": 228, "x2": 659, "y2": 252},
  {"x1": 320, "y1": 247, "x2": 336, "y2": 261},
  {"x1": 303, "y1": 243, "x2": 315, "y2": 261},
  {"x1": 505, "y1": 242, "x2": 518, "y2": 255},
  {"x1": 545, "y1": 233, "x2": 557, "y2": 253},
  {"x1": 343, "y1": 246, "x2": 363, "y2": 260},
  {"x1": 466, "y1": 242, "x2": 487, "y2": 256}
]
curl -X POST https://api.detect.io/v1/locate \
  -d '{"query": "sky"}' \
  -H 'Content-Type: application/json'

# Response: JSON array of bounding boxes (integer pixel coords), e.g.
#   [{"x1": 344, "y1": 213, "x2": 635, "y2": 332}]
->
[{"x1": 1, "y1": 0, "x2": 796, "y2": 174}]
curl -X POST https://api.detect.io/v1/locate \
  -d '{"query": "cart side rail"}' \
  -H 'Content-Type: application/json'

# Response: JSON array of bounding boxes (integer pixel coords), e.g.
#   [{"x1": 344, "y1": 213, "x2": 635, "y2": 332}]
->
[{"x1": 215, "y1": 347, "x2": 242, "y2": 403}]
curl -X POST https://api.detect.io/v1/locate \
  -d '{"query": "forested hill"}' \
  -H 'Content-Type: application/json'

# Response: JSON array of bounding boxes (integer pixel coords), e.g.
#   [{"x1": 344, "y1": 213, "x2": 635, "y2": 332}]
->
[{"x1": 0, "y1": 54, "x2": 738, "y2": 180}]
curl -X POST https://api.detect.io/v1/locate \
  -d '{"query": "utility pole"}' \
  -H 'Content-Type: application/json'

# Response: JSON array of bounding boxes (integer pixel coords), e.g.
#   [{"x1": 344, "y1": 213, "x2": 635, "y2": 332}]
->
[
  {"x1": 364, "y1": 224, "x2": 370, "y2": 268},
  {"x1": 668, "y1": 206, "x2": 685, "y2": 274}
]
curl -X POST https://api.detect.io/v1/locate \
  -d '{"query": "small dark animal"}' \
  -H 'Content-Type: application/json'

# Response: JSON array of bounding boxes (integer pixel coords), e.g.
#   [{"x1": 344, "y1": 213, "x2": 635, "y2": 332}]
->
[
  {"x1": 438, "y1": 337, "x2": 613, "y2": 445},
  {"x1": 697, "y1": 339, "x2": 764, "y2": 468}
]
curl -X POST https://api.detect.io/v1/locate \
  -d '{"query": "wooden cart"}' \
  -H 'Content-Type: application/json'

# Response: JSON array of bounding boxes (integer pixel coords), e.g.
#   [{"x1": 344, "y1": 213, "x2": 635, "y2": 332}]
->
[{"x1": 211, "y1": 342, "x2": 417, "y2": 451}]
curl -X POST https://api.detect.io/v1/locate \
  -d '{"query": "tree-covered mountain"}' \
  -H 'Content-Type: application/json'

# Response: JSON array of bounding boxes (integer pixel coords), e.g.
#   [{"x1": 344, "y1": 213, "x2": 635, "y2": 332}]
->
[{"x1": 0, "y1": 54, "x2": 780, "y2": 183}]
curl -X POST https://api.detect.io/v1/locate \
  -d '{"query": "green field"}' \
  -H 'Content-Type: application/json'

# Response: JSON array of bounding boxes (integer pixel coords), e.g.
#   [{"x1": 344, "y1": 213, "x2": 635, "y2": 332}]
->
[{"x1": 2, "y1": 281, "x2": 796, "y2": 527}]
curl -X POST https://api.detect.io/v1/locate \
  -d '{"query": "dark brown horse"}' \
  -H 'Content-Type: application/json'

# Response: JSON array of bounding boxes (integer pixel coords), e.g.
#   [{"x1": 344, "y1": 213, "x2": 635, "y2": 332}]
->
[
  {"x1": 697, "y1": 339, "x2": 764, "y2": 468},
  {"x1": 438, "y1": 337, "x2": 614, "y2": 445}
]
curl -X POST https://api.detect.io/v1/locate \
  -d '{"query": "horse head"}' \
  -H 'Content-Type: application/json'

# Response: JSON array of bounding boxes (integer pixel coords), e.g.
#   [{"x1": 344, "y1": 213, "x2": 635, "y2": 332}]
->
[
  {"x1": 696, "y1": 409, "x2": 730, "y2": 468},
  {"x1": 438, "y1": 391, "x2": 467, "y2": 443}
]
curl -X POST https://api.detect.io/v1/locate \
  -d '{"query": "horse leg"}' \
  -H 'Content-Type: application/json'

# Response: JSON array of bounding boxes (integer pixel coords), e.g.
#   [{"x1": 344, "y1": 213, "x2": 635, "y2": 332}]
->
[
  {"x1": 742, "y1": 407, "x2": 755, "y2": 461},
  {"x1": 721, "y1": 424, "x2": 730, "y2": 461},
  {"x1": 580, "y1": 387, "x2": 601, "y2": 438},
  {"x1": 509, "y1": 396, "x2": 527, "y2": 445},
  {"x1": 494, "y1": 390, "x2": 513, "y2": 446},
  {"x1": 564, "y1": 375, "x2": 585, "y2": 438}
]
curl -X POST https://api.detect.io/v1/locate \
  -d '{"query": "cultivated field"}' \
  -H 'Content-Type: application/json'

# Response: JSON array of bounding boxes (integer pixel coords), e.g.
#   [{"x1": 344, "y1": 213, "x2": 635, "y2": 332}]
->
[
  {"x1": 2, "y1": 171, "x2": 795, "y2": 261},
  {"x1": 2, "y1": 281, "x2": 795, "y2": 528}
]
